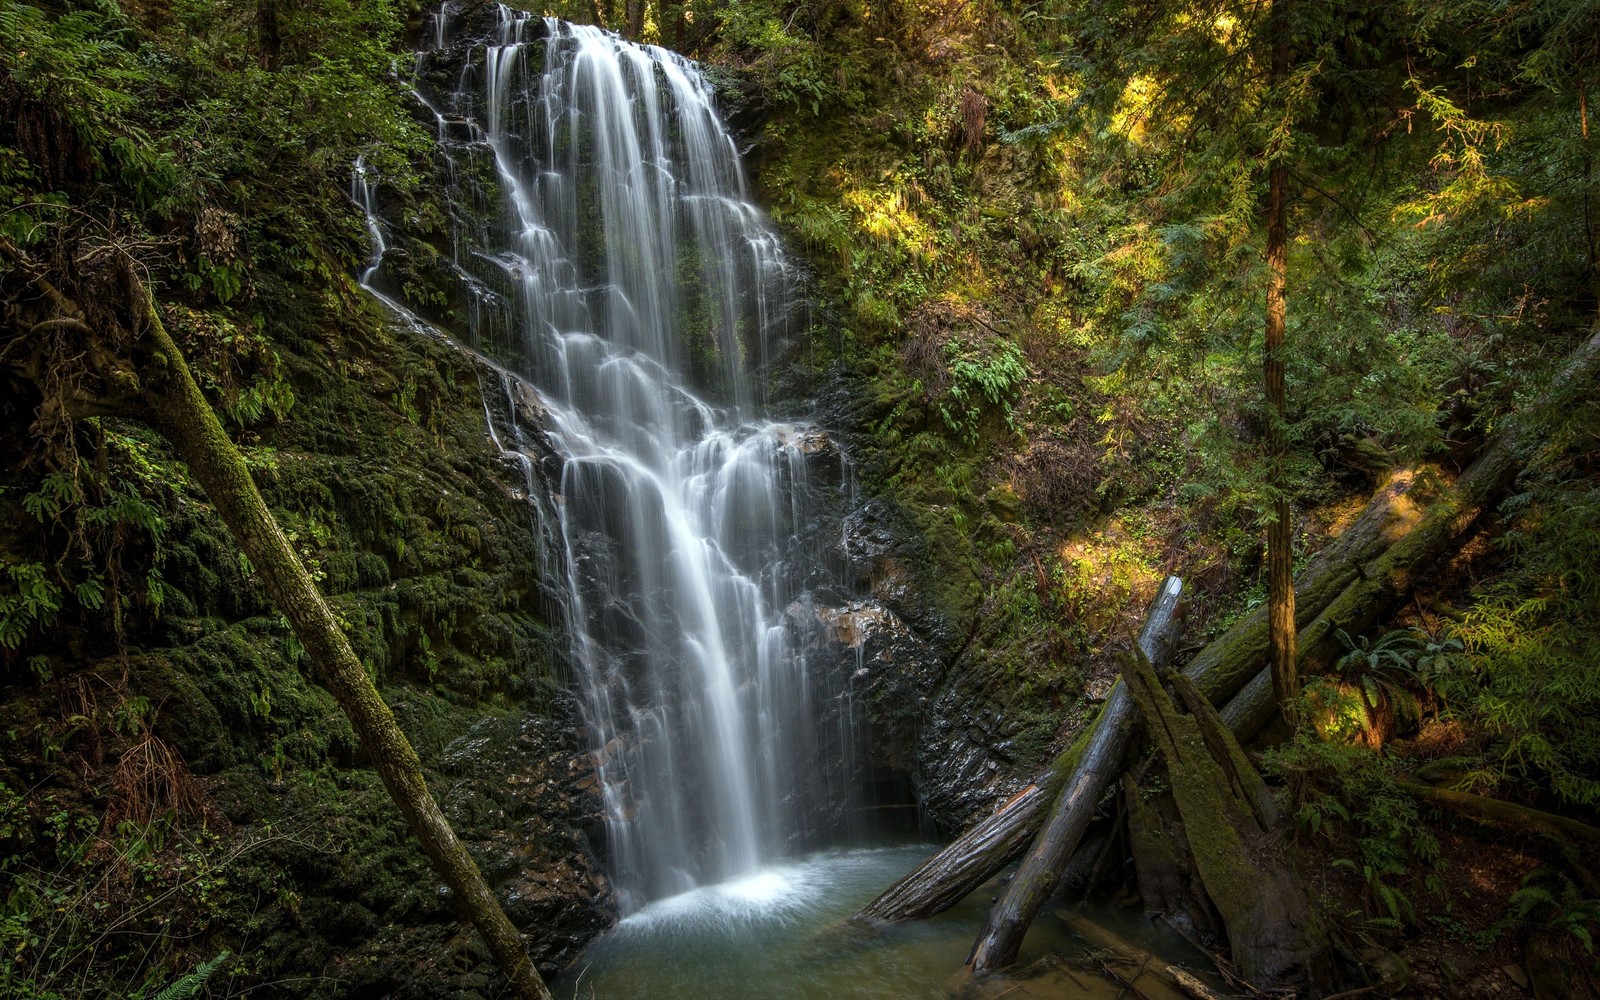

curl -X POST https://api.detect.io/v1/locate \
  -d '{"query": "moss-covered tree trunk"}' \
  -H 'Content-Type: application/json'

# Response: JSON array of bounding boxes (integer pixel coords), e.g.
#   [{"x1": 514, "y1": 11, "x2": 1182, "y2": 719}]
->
[
  {"x1": 134, "y1": 297, "x2": 555, "y2": 1000},
  {"x1": 1120, "y1": 645, "x2": 1334, "y2": 993}
]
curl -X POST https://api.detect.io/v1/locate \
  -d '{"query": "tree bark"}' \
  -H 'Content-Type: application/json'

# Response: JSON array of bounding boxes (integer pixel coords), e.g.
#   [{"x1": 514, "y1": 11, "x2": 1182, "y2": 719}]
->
[
  {"x1": 854, "y1": 780, "x2": 1051, "y2": 923},
  {"x1": 134, "y1": 297, "x2": 555, "y2": 1000},
  {"x1": 965, "y1": 576, "x2": 1185, "y2": 973},
  {"x1": 1398, "y1": 781, "x2": 1600, "y2": 844},
  {"x1": 1264, "y1": 13, "x2": 1297, "y2": 718},
  {"x1": 1119, "y1": 643, "x2": 1334, "y2": 993}
]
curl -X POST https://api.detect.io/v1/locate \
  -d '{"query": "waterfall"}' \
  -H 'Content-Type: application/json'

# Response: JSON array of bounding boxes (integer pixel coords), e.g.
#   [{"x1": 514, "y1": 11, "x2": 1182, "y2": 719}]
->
[{"x1": 363, "y1": 5, "x2": 863, "y2": 914}]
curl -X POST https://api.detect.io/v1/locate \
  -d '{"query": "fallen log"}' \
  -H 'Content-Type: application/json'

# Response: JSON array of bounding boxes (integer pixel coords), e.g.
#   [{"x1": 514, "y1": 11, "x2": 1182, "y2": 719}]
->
[
  {"x1": 966, "y1": 576, "x2": 1185, "y2": 971},
  {"x1": 137, "y1": 296, "x2": 556, "y2": 999},
  {"x1": 857, "y1": 477, "x2": 1418, "y2": 925},
  {"x1": 854, "y1": 780, "x2": 1051, "y2": 922},
  {"x1": 1398, "y1": 781, "x2": 1600, "y2": 844},
  {"x1": 854, "y1": 578, "x2": 1182, "y2": 925},
  {"x1": 1055, "y1": 909, "x2": 1226, "y2": 1000},
  {"x1": 1117, "y1": 645, "x2": 1335, "y2": 993},
  {"x1": 0, "y1": 236, "x2": 557, "y2": 1000},
  {"x1": 965, "y1": 427, "x2": 1560, "y2": 972}
]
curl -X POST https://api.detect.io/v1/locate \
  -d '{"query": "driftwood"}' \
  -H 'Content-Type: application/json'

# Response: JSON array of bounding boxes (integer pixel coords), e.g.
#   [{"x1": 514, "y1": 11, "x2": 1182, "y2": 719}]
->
[
  {"x1": 1118, "y1": 644, "x2": 1334, "y2": 993},
  {"x1": 1054, "y1": 909, "x2": 1225, "y2": 1000},
  {"x1": 965, "y1": 576, "x2": 1186, "y2": 971}
]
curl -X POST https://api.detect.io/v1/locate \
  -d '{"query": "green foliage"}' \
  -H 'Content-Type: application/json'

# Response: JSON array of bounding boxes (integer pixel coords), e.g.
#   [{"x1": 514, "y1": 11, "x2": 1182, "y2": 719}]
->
[
  {"x1": 135, "y1": 951, "x2": 231, "y2": 1000},
  {"x1": 0, "y1": 0, "x2": 176, "y2": 223},
  {"x1": 1511, "y1": 870, "x2": 1600, "y2": 955},
  {"x1": 0, "y1": 563, "x2": 63, "y2": 651},
  {"x1": 1435, "y1": 377, "x2": 1600, "y2": 807},
  {"x1": 937, "y1": 337, "x2": 1027, "y2": 445},
  {"x1": 1266, "y1": 731, "x2": 1441, "y2": 928},
  {"x1": 713, "y1": 1, "x2": 833, "y2": 113}
]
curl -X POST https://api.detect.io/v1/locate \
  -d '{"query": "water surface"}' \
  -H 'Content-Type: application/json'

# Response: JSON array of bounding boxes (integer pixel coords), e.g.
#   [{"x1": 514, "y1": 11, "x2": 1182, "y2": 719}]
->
[{"x1": 554, "y1": 845, "x2": 1208, "y2": 1000}]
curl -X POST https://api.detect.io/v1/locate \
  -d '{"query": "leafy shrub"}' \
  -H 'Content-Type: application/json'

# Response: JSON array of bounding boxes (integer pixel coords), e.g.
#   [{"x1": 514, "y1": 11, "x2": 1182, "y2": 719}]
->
[{"x1": 1265, "y1": 732, "x2": 1441, "y2": 929}]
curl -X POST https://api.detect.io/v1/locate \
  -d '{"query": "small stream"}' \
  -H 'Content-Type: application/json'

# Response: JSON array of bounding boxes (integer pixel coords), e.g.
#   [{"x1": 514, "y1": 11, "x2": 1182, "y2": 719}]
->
[{"x1": 553, "y1": 844, "x2": 1208, "y2": 1000}]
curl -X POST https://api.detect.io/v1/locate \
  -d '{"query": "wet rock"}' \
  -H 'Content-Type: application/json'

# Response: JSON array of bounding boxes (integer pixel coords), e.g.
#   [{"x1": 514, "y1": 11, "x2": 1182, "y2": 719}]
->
[
  {"x1": 436, "y1": 705, "x2": 617, "y2": 977},
  {"x1": 1364, "y1": 949, "x2": 1414, "y2": 994}
]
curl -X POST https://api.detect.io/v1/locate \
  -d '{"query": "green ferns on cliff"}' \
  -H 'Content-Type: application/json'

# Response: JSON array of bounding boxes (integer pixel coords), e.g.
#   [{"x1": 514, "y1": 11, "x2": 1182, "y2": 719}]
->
[{"x1": 0, "y1": 1, "x2": 589, "y2": 997}]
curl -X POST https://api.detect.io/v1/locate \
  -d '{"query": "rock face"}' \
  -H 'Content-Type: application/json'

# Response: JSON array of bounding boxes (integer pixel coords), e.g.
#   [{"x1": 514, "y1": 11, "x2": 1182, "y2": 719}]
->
[
  {"x1": 437, "y1": 707, "x2": 615, "y2": 975},
  {"x1": 822, "y1": 496, "x2": 1035, "y2": 834},
  {"x1": 373, "y1": 0, "x2": 1035, "y2": 951}
]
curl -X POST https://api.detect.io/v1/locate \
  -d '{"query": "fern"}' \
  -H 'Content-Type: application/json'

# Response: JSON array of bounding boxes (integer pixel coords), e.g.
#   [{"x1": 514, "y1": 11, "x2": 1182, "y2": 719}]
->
[{"x1": 140, "y1": 950, "x2": 230, "y2": 1000}]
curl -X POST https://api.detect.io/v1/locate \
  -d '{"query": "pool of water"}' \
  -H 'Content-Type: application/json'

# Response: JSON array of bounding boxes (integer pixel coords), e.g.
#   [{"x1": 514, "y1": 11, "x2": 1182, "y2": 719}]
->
[{"x1": 552, "y1": 844, "x2": 1207, "y2": 1000}]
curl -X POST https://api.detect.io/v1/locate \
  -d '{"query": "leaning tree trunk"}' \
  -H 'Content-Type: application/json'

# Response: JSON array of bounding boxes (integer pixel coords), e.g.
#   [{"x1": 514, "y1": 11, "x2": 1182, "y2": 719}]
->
[
  {"x1": 964, "y1": 576, "x2": 1185, "y2": 972},
  {"x1": 135, "y1": 296, "x2": 555, "y2": 1000}
]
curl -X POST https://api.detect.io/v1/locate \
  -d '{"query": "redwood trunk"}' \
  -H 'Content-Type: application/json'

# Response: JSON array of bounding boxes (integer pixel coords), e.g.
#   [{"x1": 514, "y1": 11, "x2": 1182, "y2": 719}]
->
[{"x1": 1264, "y1": 24, "x2": 1297, "y2": 716}]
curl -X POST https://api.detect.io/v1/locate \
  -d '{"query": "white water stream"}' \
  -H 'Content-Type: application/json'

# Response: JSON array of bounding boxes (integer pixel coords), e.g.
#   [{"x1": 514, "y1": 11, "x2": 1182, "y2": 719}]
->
[
  {"x1": 351, "y1": 11, "x2": 1231, "y2": 997},
  {"x1": 359, "y1": 5, "x2": 863, "y2": 915}
]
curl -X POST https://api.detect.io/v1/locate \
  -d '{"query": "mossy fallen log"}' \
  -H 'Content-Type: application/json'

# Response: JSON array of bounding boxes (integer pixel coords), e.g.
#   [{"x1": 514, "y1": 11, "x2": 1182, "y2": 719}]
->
[
  {"x1": 1398, "y1": 781, "x2": 1600, "y2": 844},
  {"x1": 1124, "y1": 777, "x2": 1219, "y2": 942},
  {"x1": 965, "y1": 576, "x2": 1185, "y2": 972},
  {"x1": 1118, "y1": 644, "x2": 1335, "y2": 993},
  {"x1": 123, "y1": 275, "x2": 554, "y2": 1000}
]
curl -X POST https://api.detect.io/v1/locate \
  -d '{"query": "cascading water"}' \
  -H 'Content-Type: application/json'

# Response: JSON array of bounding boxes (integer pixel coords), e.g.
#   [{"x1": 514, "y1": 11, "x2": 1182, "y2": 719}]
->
[
  {"x1": 350, "y1": 9, "x2": 1236, "y2": 997},
  {"x1": 363, "y1": 4, "x2": 867, "y2": 915}
]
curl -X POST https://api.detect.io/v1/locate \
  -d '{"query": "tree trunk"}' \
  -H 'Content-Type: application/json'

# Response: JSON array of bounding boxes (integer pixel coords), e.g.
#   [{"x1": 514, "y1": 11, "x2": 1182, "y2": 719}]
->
[
  {"x1": 1264, "y1": 15, "x2": 1296, "y2": 718},
  {"x1": 1119, "y1": 643, "x2": 1334, "y2": 993},
  {"x1": 1398, "y1": 781, "x2": 1600, "y2": 845},
  {"x1": 625, "y1": 0, "x2": 645, "y2": 39},
  {"x1": 965, "y1": 576, "x2": 1185, "y2": 973},
  {"x1": 135, "y1": 298, "x2": 555, "y2": 1000},
  {"x1": 1219, "y1": 328, "x2": 1600, "y2": 741},
  {"x1": 1124, "y1": 779, "x2": 1220, "y2": 942},
  {"x1": 854, "y1": 780, "x2": 1051, "y2": 923}
]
